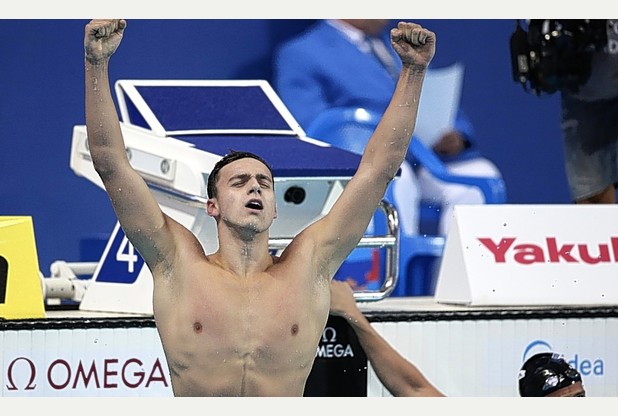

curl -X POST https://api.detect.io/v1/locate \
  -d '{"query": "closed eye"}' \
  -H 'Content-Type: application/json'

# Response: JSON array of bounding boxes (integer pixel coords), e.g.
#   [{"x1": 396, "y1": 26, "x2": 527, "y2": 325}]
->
[
  {"x1": 256, "y1": 174, "x2": 273, "y2": 189},
  {"x1": 229, "y1": 174, "x2": 250, "y2": 187},
  {"x1": 228, "y1": 173, "x2": 273, "y2": 189}
]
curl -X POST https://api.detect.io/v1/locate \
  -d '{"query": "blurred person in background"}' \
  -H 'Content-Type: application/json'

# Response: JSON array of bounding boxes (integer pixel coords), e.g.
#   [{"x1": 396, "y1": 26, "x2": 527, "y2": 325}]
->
[{"x1": 274, "y1": 19, "x2": 503, "y2": 236}]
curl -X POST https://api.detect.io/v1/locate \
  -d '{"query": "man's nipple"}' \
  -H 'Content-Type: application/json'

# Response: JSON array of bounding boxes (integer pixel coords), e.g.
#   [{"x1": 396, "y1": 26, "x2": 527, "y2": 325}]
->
[
  {"x1": 193, "y1": 321, "x2": 203, "y2": 333},
  {"x1": 291, "y1": 323, "x2": 299, "y2": 336}
]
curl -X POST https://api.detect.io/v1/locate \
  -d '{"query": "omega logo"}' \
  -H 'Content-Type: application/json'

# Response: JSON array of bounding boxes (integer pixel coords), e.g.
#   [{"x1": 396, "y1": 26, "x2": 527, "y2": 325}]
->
[
  {"x1": 321, "y1": 326, "x2": 337, "y2": 343},
  {"x1": 6, "y1": 357, "x2": 37, "y2": 390},
  {"x1": 5, "y1": 356, "x2": 169, "y2": 391},
  {"x1": 316, "y1": 326, "x2": 354, "y2": 359}
]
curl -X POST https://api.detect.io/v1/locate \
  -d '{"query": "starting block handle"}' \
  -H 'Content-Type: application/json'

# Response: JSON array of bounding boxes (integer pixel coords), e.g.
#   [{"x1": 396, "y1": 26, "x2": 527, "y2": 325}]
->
[
  {"x1": 269, "y1": 200, "x2": 400, "y2": 302},
  {"x1": 353, "y1": 200, "x2": 399, "y2": 302}
]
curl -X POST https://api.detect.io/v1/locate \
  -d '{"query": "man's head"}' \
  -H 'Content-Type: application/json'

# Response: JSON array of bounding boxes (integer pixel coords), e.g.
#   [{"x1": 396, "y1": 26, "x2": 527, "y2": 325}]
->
[
  {"x1": 207, "y1": 151, "x2": 274, "y2": 199},
  {"x1": 206, "y1": 151, "x2": 277, "y2": 233},
  {"x1": 518, "y1": 352, "x2": 585, "y2": 397}
]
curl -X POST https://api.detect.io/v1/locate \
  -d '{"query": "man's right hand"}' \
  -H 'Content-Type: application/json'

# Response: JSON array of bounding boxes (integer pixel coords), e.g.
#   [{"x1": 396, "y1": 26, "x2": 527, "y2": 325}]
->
[
  {"x1": 84, "y1": 19, "x2": 127, "y2": 64},
  {"x1": 390, "y1": 21, "x2": 435, "y2": 71}
]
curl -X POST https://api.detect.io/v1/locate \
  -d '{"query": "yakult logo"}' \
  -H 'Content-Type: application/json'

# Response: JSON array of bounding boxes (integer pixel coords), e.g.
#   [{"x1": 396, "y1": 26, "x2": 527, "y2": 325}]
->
[
  {"x1": 5, "y1": 356, "x2": 169, "y2": 392},
  {"x1": 478, "y1": 237, "x2": 618, "y2": 265}
]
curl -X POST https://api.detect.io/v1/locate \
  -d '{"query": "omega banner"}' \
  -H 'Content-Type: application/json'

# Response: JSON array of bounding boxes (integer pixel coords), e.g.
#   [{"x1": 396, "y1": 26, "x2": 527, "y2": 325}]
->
[
  {"x1": 435, "y1": 204, "x2": 618, "y2": 306},
  {"x1": 1, "y1": 316, "x2": 368, "y2": 397}
]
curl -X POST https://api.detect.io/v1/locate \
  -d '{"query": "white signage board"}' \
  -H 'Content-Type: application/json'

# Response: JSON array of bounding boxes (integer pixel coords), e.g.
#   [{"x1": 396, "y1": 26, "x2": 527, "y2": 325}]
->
[
  {"x1": 367, "y1": 316, "x2": 618, "y2": 397},
  {"x1": 435, "y1": 204, "x2": 618, "y2": 306}
]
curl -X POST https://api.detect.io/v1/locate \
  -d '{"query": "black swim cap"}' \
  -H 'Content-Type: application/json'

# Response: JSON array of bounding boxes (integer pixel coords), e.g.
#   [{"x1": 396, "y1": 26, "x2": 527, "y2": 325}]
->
[{"x1": 518, "y1": 352, "x2": 582, "y2": 397}]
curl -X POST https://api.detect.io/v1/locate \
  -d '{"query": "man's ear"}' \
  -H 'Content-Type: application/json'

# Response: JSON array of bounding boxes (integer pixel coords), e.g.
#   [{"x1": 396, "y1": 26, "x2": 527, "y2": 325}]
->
[
  {"x1": 273, "y1": 204, "x2": 278, "y2": 219},
  {"x1": 206, "y1": 198, "x2": 218, "y2": 217}
]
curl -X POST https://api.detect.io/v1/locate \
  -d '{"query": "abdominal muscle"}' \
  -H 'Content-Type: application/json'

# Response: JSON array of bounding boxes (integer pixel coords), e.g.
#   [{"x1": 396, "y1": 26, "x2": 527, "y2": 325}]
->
[{"x1": 152, "y1": 260, "x2": 331, "y2": 397}]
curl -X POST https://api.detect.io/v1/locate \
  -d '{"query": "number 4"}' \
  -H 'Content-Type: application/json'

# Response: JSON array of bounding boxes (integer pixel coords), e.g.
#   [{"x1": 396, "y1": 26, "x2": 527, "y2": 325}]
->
[{"x1": 116, "y1": 236, "x2": 138, "y2": 273}]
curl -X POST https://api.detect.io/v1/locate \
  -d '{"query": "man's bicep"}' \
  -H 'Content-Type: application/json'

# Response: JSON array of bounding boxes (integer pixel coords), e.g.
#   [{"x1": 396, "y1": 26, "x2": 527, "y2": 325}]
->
[
  {"x1": 313, "y1": 174, "x2": 386, "y2": 266},
  {"x1": 104, "y1": 165, "x2": 168, "y2": 250}
]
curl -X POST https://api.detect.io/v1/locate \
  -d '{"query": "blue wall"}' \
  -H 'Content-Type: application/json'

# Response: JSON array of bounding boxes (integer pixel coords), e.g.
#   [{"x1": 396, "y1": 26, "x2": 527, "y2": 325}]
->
[{"x1": 0, "y1": 19, "x2": 569, "y2": 274}]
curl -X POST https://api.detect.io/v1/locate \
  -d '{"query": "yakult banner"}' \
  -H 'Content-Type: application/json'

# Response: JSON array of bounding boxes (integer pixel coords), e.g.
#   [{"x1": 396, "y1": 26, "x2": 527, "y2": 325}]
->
[{"x1": 435, "y1": 204, "x2": 618, "y2": 306}]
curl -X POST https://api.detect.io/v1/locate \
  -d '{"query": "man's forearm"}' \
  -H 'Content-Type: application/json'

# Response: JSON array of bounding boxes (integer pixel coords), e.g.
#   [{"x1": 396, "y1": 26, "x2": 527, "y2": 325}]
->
[
  {"x1": 360, "y1": 66, "x2": 427, "y2": 181},
  {"x1": 345, "y1": 307, "x2": 443, "y2": 397},
  {"x1": 85, "y1": 59, "x2": 126, "y2": 177}
]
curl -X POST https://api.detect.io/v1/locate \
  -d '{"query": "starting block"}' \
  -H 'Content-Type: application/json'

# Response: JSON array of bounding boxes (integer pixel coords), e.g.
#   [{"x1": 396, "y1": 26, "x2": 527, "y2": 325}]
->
[{"x1": 70, "y1": 80, "x2": 401, "y2": 314}]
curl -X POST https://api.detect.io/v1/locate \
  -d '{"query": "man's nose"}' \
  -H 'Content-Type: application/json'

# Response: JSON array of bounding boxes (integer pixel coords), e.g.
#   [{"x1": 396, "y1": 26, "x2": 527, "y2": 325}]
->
[{"x1": 248, "y1": 183, "x2": 261, "y2": 194}]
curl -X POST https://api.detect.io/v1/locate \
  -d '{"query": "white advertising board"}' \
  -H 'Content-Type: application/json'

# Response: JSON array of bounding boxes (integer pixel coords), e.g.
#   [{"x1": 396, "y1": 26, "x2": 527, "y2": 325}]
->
[
  {"x1": 3, "y1": 314, "x2": 614, "y2": 397},
  {"x1": 434, "y1": 205, "x2": 618, "y2": 306},
  {"x1": 367, "y1": 316, "x2": 618, "y2": 397}
]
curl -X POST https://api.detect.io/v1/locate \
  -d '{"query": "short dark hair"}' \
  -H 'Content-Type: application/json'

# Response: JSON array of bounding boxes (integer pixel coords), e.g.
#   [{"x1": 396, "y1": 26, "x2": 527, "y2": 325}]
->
[{"x1": 206, "y1": 151, "x2": 274, "y2": 199}]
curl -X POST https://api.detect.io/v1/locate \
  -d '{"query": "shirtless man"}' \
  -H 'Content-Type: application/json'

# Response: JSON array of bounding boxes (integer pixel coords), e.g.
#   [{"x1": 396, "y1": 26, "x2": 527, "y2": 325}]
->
[{"x1": 83, "y1": 19, "x2": 435, "y2": 396}]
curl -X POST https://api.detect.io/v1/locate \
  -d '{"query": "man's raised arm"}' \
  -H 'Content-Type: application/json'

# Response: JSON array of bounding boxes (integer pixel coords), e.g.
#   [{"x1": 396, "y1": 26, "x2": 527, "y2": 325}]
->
[
  {"x1": 310, "y1": 22, "x2": 436, "y2": 274},
  {"x1": 84, "y1": 19, "x2": 176, "y2": 270}
]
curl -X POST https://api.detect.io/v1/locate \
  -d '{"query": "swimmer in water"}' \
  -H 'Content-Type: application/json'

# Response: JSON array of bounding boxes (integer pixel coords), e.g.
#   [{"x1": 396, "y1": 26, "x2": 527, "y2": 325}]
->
[{"x1": 83, "y1": 19, "x2": 436, "y2": 396}]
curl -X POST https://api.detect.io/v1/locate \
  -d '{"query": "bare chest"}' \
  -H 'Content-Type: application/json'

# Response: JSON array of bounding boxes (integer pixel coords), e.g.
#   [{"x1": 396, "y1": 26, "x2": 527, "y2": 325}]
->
[{"x1": 154, "y1": 268, "x2": 330, "y2": 357}]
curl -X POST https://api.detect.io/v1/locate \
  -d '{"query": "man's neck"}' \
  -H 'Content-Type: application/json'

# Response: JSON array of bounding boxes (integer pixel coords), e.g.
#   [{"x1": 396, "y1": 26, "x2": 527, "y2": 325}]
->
[
  {"x1": 213, "y1": 227, "x2": 273, "y2": 277},
  {"x1": 327, "y1": 19, "x2": 366, "y2": 47}
]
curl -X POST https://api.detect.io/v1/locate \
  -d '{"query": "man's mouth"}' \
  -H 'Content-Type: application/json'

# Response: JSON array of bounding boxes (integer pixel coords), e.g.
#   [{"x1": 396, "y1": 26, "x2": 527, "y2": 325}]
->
[{"x1": 245, "y1": 199, "x2": 263, "y2": 210}]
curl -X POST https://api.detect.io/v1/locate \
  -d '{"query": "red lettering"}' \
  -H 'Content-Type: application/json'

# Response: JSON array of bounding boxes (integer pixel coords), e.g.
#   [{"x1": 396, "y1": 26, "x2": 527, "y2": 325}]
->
[
  {"x1": 612, "y1": 237, "x2": 618, "y2": 261},
  {"x1": 103, "y1": 359, "x2": 119, "y2": 388},
  {"x1": 513, "y1": 244, "x2": 545, "y2": 264},
  {"x1": 546, "y1": 238, "x2": 576, "y2": 262},
  {"x1": 48, "y1": 359, "x2": 71, "y2": 390},
  {"x1": 6, "y1": 357, "x2": 37, "y2": 391},
  {"x1": 122, "y1": 358, "x2": 145, "y2": 388},
  {"x1": 145, "y1": 359, "x2": 169, "y2": 388},
  {"x1": 43, "y1": 357, "x2": 169, "y2": 392},
  {"x1": 72, "y1": 360, "x2": 101, "y2": 389},
  {"x1": 478, "y1": 236, "x2": 618, "y2": 265},
  {"x1": 579, "y1": 244, "x2": 610, "y2": 264},
  {"x1": 478, "y1": 238, "x2": 516, "y2": 262}
]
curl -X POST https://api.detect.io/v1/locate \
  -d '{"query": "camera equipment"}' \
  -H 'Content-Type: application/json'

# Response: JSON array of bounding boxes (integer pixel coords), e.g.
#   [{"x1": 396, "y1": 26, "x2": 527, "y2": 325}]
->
[{"x1": 510, "y1": 19, "x2": 607, "y2": 96}]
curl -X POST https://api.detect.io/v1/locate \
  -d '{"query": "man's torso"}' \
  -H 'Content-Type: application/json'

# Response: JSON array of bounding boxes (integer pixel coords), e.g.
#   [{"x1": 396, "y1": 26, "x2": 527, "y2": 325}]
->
[{"x1": 151, "y1": 239, "x2": 331, "y2": 396}]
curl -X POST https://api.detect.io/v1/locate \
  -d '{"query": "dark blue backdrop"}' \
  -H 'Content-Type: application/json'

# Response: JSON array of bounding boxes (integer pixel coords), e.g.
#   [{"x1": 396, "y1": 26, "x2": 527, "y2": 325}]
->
[{"x1": 0, "y1": 19, "x2": 568, "y2": 274}]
